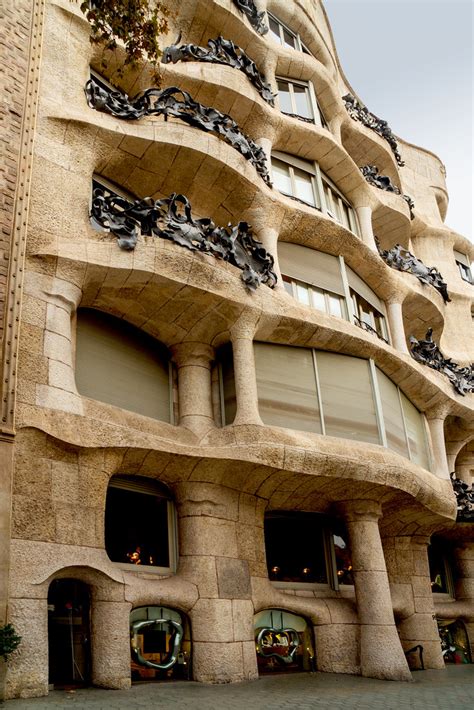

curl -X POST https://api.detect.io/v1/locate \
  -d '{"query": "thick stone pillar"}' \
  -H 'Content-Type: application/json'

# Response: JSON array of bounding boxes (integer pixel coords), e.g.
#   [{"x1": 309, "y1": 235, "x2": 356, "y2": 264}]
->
[
  {"x1": 171, "y1": 343, "x2": 215, "y2": 437},
  {"x1": 426, "y1": 415, "x2": 450, "y2": 479},
  {"x1": 230, "y1": 320, "x2": 263, "y2": 427},
  {"x1": 355, "y1": 206, "x2": 377, "y2": 252},
  {"x1": 91, "y1": 601, "x2": 131, "y2": 689},
  {"x1": 340, "y1": 500, "x2": 412, "y2": 680},
  {"x1": 384, "y1": 536, "x2": 444, "y2": 669},
  {"x1": 386, "y1": 301, "x2": 409, "y2": 354},
  {"x1": 453, "y1": 543, "x2": 474, "y2": 658},
  {"x1": 175, "y1": 482, "x2": 258, "y2": 683}
]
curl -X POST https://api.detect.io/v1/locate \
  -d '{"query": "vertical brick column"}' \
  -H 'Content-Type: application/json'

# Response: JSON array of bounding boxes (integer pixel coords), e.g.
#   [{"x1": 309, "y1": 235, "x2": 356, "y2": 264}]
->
[
  {"x1": 340, "y1": 500, "x2": 412, "y2": 680},
  {"x1": 175, "y1": 482, "x2": 258, "y2": 683},
  {"x1": 384, "y1": 535, "x2": 444, "y2": 669},
  {"x1": 171, "y1": 343, "x2": 215, "y2": 437}
]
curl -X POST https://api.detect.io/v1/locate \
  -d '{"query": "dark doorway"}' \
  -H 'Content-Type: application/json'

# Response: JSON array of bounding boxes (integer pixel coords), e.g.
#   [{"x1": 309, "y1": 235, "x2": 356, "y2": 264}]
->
[{"x1": 48, "y1": 579, "x2": 91, "y2": 688}]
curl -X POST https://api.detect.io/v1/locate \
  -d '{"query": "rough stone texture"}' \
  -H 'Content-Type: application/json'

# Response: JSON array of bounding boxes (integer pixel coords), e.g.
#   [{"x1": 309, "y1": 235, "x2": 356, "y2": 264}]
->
[{"x1": 2, "y1": 0, "x2": 473, "y2": 700}]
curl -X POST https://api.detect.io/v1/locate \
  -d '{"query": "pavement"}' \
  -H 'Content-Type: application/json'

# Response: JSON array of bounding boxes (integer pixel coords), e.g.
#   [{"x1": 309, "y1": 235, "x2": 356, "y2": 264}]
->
[{"x1": 4, "y1": 666, "x2": 474, "y2": 710}]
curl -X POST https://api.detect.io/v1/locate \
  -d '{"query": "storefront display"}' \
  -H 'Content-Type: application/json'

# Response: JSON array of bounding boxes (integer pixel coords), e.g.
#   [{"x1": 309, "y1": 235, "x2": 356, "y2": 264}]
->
[
  {"x1": 130, "y1": 607, "x2": 191, "y2": 681},
  {"x1": 254, "y1": 609, "x2": 315, "y2": 673}
]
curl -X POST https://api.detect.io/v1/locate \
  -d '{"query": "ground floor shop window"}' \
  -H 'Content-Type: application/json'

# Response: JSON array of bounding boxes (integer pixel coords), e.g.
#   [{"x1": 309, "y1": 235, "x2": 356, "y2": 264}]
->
[
  {"x1": 105, "y1": 475, "x2": 178, "y2": 573},
  {"x1": 438, "y1": 619, "x2": 472, "y2": 664},
  {"x1": 254, "y1": 609, "x2": 315, "y2": 673},
  {"x1": 130, "y1": 606, "x2": 191, "y2": 681},
  {"x1": 265, "y1": 512, "x2": 353, "y2": 588}
]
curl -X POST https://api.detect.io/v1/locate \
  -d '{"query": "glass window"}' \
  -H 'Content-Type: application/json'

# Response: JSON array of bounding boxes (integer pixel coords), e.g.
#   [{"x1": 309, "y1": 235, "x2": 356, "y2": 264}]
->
[
  {"x1": 351, "y1": 290, "x2": 388, "y2": 343},
  {"x1": 276, "y1": 80, "x2": 293, "y2": 114},
  {"x1": 428, "y1": 543, "x2": 450, "y2": 594},
  {"x1": 332, "y1": 530, "x2": 353, "y2": 586},
  {"x1": 293, "y1": 167, "x2": 316, "y2": 206},
  {"x1": 271, "y1": 159, "x2": 292, "y2": 195},
  {"x1": 400, "y1": 392, "x2": 430, "y2": 469},
  {"x1": 265, "y1": 513, "x2": 328, "y2": 584},
  {"x1": 105, "y1": 476, "x2": 175, "y2": 571},
  {"x1": 254, "y1": 343, "x2": 321, "y2": 433},
  {"x1": 457, "y1": 261, "x2": 473, "y2": 284},
  {"x1": 317, "y1": 352, "x2": 380, "y2": 444},
  {"x1": 75, "y1": 309, "x2": 171, "y2": 422},
  {"x1": 268, "y1": 15, "x2": 282, "y2": 43},
  {"x1": 267, "y1": 13, "x2": 304, "y2": 53},
  {"x1": 377, "y1": 369, "x2": 409, "y2": 457},
  {"x1": 293, "y1": 83, "x2": 313, "y2": 119}
]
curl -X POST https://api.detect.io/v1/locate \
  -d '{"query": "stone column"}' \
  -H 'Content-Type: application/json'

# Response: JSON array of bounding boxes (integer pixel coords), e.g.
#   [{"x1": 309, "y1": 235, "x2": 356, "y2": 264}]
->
[
  {"x1": 426, "y1": 415, "x2": 450, "y2": 479},
  {"x1": 340, "y1": 500, "x2": 412, "y2": 680},
  {"x1": 91, "y1": 601, "x2": 132, "y2": 689},
  {"x1": 175, "y1": 482, "x2": 258, "y2": 683},
  {"x1": 384, "y1": 535, "x2": 444, "y2": 669},
  {"x1": 230, "y1": 320, "x2": 263, "y2": 427},
  {"x1": 386, "y1": 301, "x2": 409, "y2": 354},
  {"x1": 171, "y1": 343, "x2": 215, "y2": 437},
  {"x1": 355, "y1": 206, "x2": 378, "y2": 252},
  {"x1": 453, "y1": 543, "x2": 474, "y2": 658}
]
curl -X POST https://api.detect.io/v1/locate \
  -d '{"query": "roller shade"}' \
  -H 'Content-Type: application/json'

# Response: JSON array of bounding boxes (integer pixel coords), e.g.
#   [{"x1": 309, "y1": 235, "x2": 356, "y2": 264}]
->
[
  {"x1": 454, "y1": 250, "x2": 471, "y2": 267},
  {"x1": 278, "y1": 242, "x2": 345, "y2": 295},
  {"x1": 345, "y1": 265, "x2": 386, "y2": 315}
]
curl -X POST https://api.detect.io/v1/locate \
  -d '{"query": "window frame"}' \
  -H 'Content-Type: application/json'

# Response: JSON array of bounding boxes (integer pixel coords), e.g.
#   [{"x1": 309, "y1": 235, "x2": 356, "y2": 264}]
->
[
  {"x1": 265, "y1": 512, "x2": 353, "y2": 592},
  {"x1": 276, "y1": 76, "x2": 327, "y2": 128},
  {"x1": 267, "y1": 12, "x2": 311, "y2": 54},
  {"x1": 456, "y1": 261, "x2": 473, "y2": 284},
  {"x1": 271, "y1": 152, "x2": 360, "y2": 236},
  {"x1": 106, "y1": 476, "x2": 179, "y2": 576},
  {"x1": 428, "y1": 542, "x2": 455, "y2": 599},
  {"x1": 283, "y1": 275, "x2": 348, "y2": 320},
  {"x1": 250, "y1": 342, "x2": 432, "y2": 471}
]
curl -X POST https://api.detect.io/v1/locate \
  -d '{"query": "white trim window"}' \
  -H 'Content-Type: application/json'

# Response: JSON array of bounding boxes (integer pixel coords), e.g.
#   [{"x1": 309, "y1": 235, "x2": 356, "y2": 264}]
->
[
  {"x1": 454, "y1": 250, "x2": 473, "y2": 284},
  {"x1": 271, "y1": 152, "x2": 360, "y2": 236},
  {"x1": 283, "y1": 276, "x2": 347, "y2": 319},
  {"x1": 267, "y1": 12, "x2": 311, "y2": 54},
  {"x1": 350, "y1": 290, "x2": 389, "y2": 343},
  {"x1": 276, "y1": 77, "x2": 327, "y2": 128}
]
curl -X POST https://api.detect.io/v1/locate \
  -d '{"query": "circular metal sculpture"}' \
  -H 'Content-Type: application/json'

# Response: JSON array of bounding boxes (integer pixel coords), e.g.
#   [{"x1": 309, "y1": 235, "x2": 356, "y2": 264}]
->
[
  {"x1": 256, "y1": 627, "x2": 300, "y2": 664},
  {"x1": 130, "y1": 618, "x2": 183, "y2": 670}
]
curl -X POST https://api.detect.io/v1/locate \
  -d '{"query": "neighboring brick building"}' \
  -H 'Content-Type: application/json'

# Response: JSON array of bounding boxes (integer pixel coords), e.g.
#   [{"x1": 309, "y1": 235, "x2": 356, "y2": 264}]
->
[{"x1": 1, "y1": 0, "x2": 473, "y2": 699}]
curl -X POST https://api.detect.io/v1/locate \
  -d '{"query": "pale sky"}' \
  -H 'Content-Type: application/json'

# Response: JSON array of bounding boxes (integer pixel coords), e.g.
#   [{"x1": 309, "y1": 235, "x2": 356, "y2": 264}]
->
[{"x1": 323, "y1": 0, "x2": 473, "y2": 241}]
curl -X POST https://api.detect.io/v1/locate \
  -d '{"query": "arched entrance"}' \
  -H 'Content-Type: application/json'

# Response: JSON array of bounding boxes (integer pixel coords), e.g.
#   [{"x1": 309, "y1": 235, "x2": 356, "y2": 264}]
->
[
  {"x1": 48, "y1": 579, "x2": 91, "y2": 688},
  {"x1": 254, "y1": 609, "x2": 315, "y2": 674},
  {"x1": 130, "y1": 606, "x2": 191, "y2": 681}
]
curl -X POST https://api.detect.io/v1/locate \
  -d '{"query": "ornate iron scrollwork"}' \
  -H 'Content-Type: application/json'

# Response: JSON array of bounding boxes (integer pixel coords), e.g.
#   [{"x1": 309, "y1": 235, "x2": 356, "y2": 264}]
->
[
  {"x1": 163, "y1": 35, "x2": 275, "y2": 106},
  {"x1": 281, "y1": 111, "x2": 314, "y2": 125},
  {"x1": 450, "y1": 473, "x2": 474, "y2": 522},
  {"x1": 85, "y1": 78, "x2": 272, "y2": 186},
  {"x1": 360, "y1": 165, "x2": 415, "y2": 219},
  {"x1": 409, "y1": 328, "x2": 474, "y2": 396},
  {"x1": 232, "y1": 0, "x2": 268, "y2": 35},
  {"x1": 91, "y1": 188, "x2": 277, "y2": 292},
  {"x1": 130, "y1": 619, "x2": 183, "y2": 670},
  {"x1": 375, "y1": 238, "x2": 450, "y2": 304},
  {"x1": 353, "y1": 315, "x2": 389, "y2": 344},
  {"x1": 343, "y1": 94, "x2": 404, "y2": 167}
]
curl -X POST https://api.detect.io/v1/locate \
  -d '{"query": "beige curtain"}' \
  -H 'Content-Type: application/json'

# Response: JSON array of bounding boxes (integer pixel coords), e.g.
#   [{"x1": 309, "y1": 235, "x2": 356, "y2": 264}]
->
[
  {"x1": 75, "y1": 309, "x2": 170, "y2": 422},
  {"x1": 377, "y1": 369, "x2": 409, "y2": 457},
  {"x1": 254, "y1": 343, "x2": 321, "y2": 433},
  {"x1": 316, "y1": 352, "x2": 380, "y2": 444},
  {"x1": 400, "y1": 392, "x2": 430, "y2": 469},
  {"x1": 278, "y1": 242, "x2": 345, "y2": 295}
]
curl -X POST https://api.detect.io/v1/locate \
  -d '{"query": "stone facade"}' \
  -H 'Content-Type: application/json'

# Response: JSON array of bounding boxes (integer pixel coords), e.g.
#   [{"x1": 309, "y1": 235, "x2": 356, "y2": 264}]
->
[{"x1": 1, "y1": 0, "x2": 473, "y2": 699}]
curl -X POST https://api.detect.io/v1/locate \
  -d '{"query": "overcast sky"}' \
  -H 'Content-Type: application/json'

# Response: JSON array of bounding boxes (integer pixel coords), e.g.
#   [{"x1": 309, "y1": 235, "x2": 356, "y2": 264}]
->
[{"x1": 323, "y1": 0, "x2": 473, "y2": 241}]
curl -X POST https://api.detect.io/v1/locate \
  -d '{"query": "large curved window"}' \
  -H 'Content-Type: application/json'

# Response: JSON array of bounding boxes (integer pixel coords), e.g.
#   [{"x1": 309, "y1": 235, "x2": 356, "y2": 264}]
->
[
  {"x1": 267, "y1": 12, "x2": 311, "y2": 54},
  {"x1": 252, "y1": 343, "x2": 431, "y2": 469},
  {"x1": 75, "y1": 309, "x2": 172, "y2": 422},
  {"x1": 271, "y1": 153, "x2": 359, "y2": 235},
  {"x1": 105, "y1": 475, "x2": 177, "y2": 572}
]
